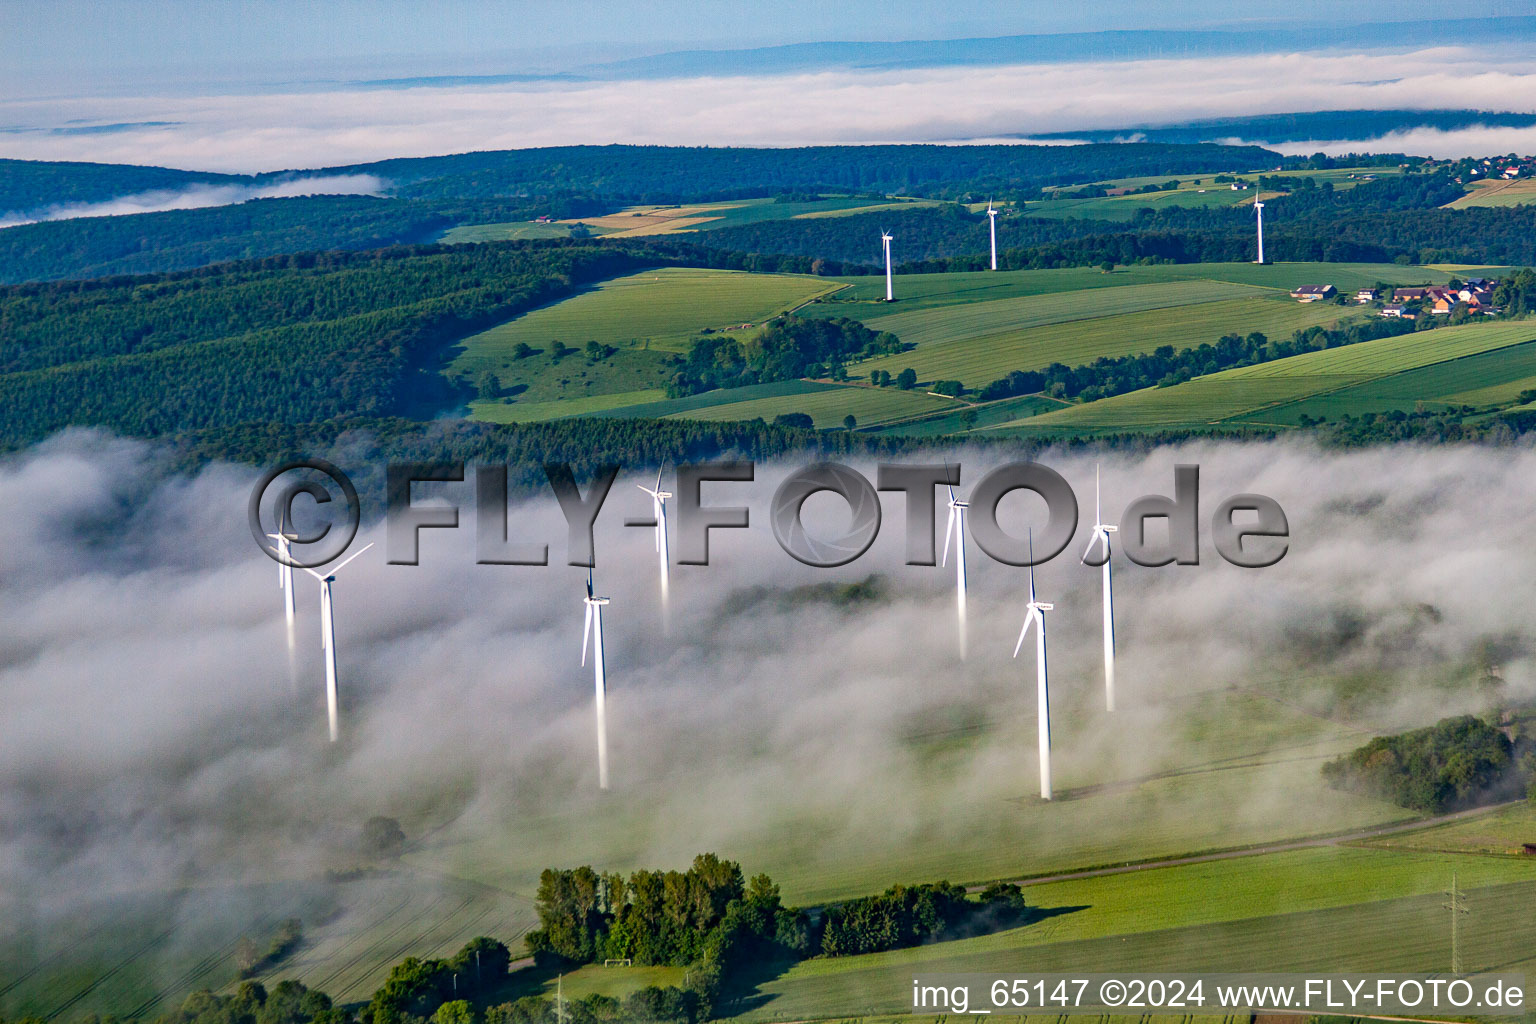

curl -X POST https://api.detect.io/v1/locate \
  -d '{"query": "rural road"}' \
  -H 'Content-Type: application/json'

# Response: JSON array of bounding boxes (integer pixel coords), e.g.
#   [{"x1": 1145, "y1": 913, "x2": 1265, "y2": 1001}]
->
[{"x1": 994, "y1": 800, "x2": 1519, "y2": 890}]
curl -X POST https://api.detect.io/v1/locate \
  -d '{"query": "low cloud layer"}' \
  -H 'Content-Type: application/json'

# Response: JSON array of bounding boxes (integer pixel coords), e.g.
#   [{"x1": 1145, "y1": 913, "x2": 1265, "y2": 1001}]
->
[
  {"x1": 0, "y1": 175, "x2": 388, "y2": 227},
  {"x1": 3, "y1": 430, "x2": 1534, "y2": 928},
  {"x1": 0, "y1": 47, "x2": 1533, "y2": 172}
]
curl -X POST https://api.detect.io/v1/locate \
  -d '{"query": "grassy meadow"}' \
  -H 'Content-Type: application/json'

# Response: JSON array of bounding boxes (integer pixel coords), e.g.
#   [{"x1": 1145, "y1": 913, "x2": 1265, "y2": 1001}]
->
[{"x1": 990, "y1": 320, "x2": 1536, "y2": 434}]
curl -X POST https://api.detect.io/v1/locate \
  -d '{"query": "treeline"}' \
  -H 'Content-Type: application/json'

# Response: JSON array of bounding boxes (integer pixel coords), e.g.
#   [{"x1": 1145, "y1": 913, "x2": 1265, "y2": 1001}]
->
[
  {"x1": 0, "y1": 196, "x2": 451, "y2": 284},
  {"x1": 666, "y1": 315, "x2": 900, "y2": 396},
  {"x1": 0, "y1": 194, "x2": 621, "y2": 285},
  {"x1": 1322, "y1": 715, "x2": 1526, "y2": 812},
  {"x1": 527, "y1": 854, "x2": 1031, "y2": 1018},
  {"x1": 333, "y1": 142, "x2": 1280, "y2": 204},
  {"x1": 973, "y1": 316, "x2": 1428, "y2": 404},
  {"x1": 0, "y1": 158, "x2": 244, "y2": 217}
]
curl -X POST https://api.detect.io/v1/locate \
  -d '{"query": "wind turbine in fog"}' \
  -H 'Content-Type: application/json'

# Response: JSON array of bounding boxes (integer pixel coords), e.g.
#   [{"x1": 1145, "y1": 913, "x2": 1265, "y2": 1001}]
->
[
  {"x1": 940, "y1": 480, "x2": 969, "y2": 660},
  {"x1": 637, "y1": 465, "x2": 671, "y2": 627},
  {"x1": 268, "y1": 511, "x2": 297, "y2": 657},
  {"x1": 1082, "y1": 466, "x2": 1118, "y2": 712},
  {"x1": 1253, "y1": 199, "x2": 1266, "y2": 264},
  {"x1": 1013, "y1": 532, "x2": 1055, "y2": 801},
  {"x1": 581, "y1": 569, "x2": 612, "y2": 790},
  {"x1": 301, "y1": 542, "x2": 373, "y2": 742},
  {"x1": 881, "y1": 230, "x2": 894, "y2": 301},
  {"x1": 987, "y1": 199, "x2": 998, "y2": 271}
]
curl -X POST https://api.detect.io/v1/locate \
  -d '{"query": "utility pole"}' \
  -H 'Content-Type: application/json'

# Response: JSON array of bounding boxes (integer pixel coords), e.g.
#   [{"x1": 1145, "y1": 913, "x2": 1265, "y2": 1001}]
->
[{"x1": 1444, "y1": 873, "x2": 1469, "y2": 974}]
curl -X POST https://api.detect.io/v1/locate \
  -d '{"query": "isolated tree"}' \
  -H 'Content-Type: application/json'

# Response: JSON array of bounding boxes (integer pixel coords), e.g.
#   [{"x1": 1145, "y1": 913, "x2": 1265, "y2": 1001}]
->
[
  {"x1": 896, "y1": 367, "x2": 917, "y2": 390},
  {"x1": 362, "y1": 816, "x2": 406, "y2": 858}
]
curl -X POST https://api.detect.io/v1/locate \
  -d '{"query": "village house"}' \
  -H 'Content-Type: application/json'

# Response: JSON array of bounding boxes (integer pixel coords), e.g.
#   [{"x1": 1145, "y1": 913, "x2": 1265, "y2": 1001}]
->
[{"x1": 1290, "y1": 284, "x2": 1336, "y2": 302}]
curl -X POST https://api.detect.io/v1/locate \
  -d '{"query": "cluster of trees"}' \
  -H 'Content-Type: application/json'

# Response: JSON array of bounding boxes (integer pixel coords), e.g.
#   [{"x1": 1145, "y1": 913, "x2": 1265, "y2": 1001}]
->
[
  {"x1": 974, "y1": 316, "x2": 1429, "y2": 405},
  {"x1": 665, "y1": 315, "x2": 900, "y2": 396},
  {"x1": 365, "y1": 939, "x2": 513, "y2": 1024},
  {"x1": 236, "y1": 919, "x2": 305, "y2": 979},
  {"x1": 1322, "y1": 715, "x2": 1522, "y2": 812},
  {"x1": 821, "y1": 882, "x2": 1028, "y2": 956}
]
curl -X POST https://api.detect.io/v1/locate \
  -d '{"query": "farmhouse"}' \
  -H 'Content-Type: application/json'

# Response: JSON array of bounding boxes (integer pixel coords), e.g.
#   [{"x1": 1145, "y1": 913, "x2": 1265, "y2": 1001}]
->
[{"x1": 1291, "y1": 285, "x2": 1336, "y2": 302}]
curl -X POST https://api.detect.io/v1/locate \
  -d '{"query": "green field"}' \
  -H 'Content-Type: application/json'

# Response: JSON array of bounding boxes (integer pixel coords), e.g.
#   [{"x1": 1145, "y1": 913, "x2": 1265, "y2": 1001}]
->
[
  {"x1": 816, "y1": 262, "x2": 1450, "y2": 312},
  {"x1": 450, "y1": 268, "x2": 843, "y2": 421},
  {"x1": 852, "y1": 279, "x2": 1270, "y2": 348},
  {"x1": 663, "y1": 381, "x2": 962, "y2": 429},
  {"x1": 0, "y1": 873, "x2": 531, "y2": 1019},
  {"x1": 853, "y1": 294, "x2": 1369, "y2": 390},
  {"x1": 732, "y1": 855, "x2": 1536, "y2": 1020},
  {"x1": 995, "y1": 320, "x2": 1536, "y2": 433}
]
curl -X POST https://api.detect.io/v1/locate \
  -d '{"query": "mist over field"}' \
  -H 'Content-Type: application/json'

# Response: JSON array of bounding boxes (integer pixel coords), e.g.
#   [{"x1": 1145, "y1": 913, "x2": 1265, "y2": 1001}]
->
[{"x1": 1, "y1": 429, "x2": 1531, "y2": 926}]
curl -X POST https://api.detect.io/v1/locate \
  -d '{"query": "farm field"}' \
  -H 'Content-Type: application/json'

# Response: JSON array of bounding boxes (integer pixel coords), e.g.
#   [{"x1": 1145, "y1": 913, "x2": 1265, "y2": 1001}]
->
[
  {"x1": 1445, "y1": 177, "x2": 1536, "y2": 208},
  {"x1": 423, "y1": 684, "x2": 1406, "y2": 910},
  {"x1": 852, "y1": 294, "x2": 1368, "y2": 390},
  {"x1": 994, "y1": 320, "x2": 1536, "y2": 434},
  {"x1": 817, "y1": 262, "x2": 1450, "y2": 311},
  {"x1": 1233, "y1": 339, "x2": 1536, "y2": 425},
  {"x1": 661, "y1": 381, "x2": 961, "y2": 429},
  {"x1": 850, "y1": 279, "x2": 1271, "y2": 348},
  {"x1": 730, "y1": 864, "x2": 1536, "y2": 1021},
  {"x1": 453, "y1": 267, "x2": 841, "y2": 362},
  {"x1": 0, "y1": 873, "x2": 527, "y2": 1020},
  {"x1": 438, "y1": 221, "x2": 597, "y2": 243}
]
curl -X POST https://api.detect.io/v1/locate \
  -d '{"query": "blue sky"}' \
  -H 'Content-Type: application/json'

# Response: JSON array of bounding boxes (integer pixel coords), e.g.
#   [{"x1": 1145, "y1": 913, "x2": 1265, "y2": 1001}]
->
[{"x1": 3, "y1": 0, "x2": 1529, "y2": 88}]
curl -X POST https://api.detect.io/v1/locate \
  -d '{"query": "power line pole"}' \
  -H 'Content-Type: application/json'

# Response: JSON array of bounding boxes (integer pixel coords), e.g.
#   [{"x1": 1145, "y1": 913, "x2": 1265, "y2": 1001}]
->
[{"x1": 1444, "y1": 872, "x2": 1469, "y2": 974}]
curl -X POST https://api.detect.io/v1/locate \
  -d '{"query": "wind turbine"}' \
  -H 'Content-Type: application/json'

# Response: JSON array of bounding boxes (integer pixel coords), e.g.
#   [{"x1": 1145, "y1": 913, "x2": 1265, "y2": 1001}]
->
[
  {"x1": 1013, "y1": 532, "x2": 1055, "y2": 800},
  {"x1": 268, "y1": 510, "x2": 297, "y2": 658},
  {"x1": 636, "y1": 466, "x2": 671, "y2": 628},
  {"x1": 1253, "y1": 199, "x2": 1266, "y2": 264},
  {"x1": 987, "y1": 199, "x2": 998, "y2": 271},
  {"x1": 881, "y1": 230, "x2": 894, "y2": 302},
  {"x1": 1082, "y1": 466, "x2": 1118, "y2": 712},
  {"x1": 940, "y1": 480, "x2": 969, "y2": 660},
  {"x1": 581, "y1": 569, "x2": 611, "y2": 790},
  {"x1": 301, "y1": 542, "x2": 373, "y2": 742}
]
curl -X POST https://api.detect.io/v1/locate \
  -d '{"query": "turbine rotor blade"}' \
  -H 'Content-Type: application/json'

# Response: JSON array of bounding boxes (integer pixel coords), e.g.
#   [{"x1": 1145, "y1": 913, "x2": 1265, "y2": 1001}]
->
[
  {"x1": 330, "y1": 541, "x2": 374, "y2": 575},
  {"x1": 581, "y1": 604, "x2": 593, "y2": 666}
]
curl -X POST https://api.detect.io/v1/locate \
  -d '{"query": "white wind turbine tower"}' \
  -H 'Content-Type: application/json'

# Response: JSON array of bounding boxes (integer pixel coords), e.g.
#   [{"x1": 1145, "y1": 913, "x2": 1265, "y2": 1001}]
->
[
  {"x1": 1253, "y1": 199, "x2": 1266, "y2": 264},
  {"x1": 1013, "y1": 532, "x2": 1055, "y2": 800},
  {"x1": 301, "y1": 542, "x2": 373, "y2": 742},
  {"x1": 268, "y1": 511, "x2": 297, "y2": 658},
  {"x1": 637, "y1": 466, "x2": 671, "y2": 628},
  {"x1": 940, "y1": 481, "x2": 969, "y2": 660},
  {"x1": 987, "y1": 199, "x2": 998, "y2": 271},
  {"x1": 881, "y1": 230, "x2": 894, "y2": 301},
  {"x1": 581, "y1": 569, "x2": 612, "y2": 790},
  {"x1": 1082, "y1": 466, "x2": 1118, "y2": 712}
]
